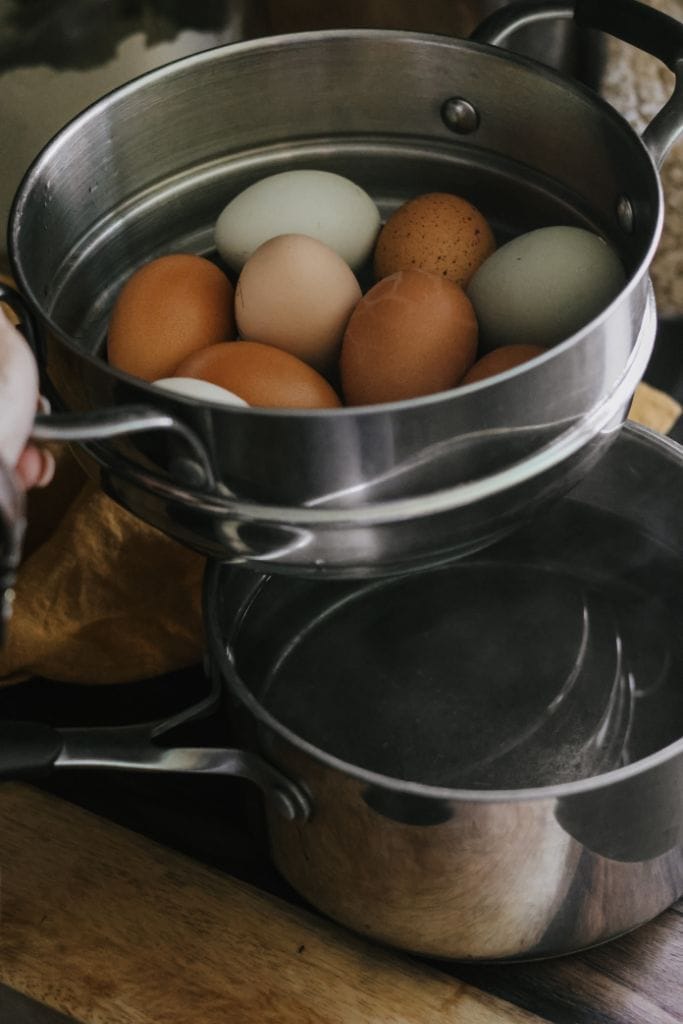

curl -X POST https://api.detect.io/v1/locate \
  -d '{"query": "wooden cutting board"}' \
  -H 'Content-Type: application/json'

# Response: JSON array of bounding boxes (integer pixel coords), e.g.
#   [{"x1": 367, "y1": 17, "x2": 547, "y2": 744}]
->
[{"x1": 0, "y1": 783, "x2": 543, "y2": 1024}]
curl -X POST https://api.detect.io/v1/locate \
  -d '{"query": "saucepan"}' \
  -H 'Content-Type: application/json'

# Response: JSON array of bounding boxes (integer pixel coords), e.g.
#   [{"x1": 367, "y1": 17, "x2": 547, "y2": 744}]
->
[
  {"x1": 0, "y1": 422, "x2": 681, "y2": 961},
  {"x1": 1, "y1": 0, "x2": 681, "y2": 576}
]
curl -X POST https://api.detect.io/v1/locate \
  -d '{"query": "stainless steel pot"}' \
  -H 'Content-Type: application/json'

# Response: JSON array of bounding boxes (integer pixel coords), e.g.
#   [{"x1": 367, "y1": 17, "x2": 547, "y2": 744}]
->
[
  {"x1": 1, "y1": 422, "x2": 681, "y2": 961},
  {"x1": 4, "y1": 0, "x2": 683, "y2": 576}
]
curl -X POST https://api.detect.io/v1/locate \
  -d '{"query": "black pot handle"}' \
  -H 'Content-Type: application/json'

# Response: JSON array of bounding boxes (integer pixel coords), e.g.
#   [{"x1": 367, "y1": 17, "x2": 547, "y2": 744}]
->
[
  {"x1": 471, "y1": 0, "x2": 683, "y2": 167},
  {"x1": 0, "y1": 721, "x2": 64, "y2": 778}
]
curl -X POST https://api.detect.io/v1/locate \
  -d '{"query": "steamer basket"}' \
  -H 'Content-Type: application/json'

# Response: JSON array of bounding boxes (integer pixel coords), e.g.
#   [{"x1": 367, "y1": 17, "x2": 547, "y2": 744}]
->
[{"x1": 6, "y1": 1, "x2": 683, "y2": 575}]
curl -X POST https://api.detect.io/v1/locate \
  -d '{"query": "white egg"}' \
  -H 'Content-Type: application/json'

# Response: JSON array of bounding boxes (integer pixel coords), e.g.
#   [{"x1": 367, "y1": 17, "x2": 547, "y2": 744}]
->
[
  {"x1": 467, "y1": 226, "x2": 626, "y2": 350},
  {"x1": 154, "y1": 377, "x2": 248, "y2": 406},
  {"x1": 214, "y1": 169, "x2": 381, "y2": 272}
]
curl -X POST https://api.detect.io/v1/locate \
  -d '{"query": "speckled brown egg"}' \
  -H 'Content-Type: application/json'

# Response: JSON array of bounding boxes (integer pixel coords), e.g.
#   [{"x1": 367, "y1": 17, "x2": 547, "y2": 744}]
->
[
  {"x1": 107, "y1": 253, "x2": 235, "y2": 381},
  {"x1": 373, "y1": 192, "x2": 496, "y2": 287},
  {"x1": 460, "y1": 344, "x2": 547, "y2": 385},
  {"x1": 174, "y1": 340, "x2": 342, "y2": 409},
  {"x1": 340, "y1": 269, "x2": 478, "y2": 405}
]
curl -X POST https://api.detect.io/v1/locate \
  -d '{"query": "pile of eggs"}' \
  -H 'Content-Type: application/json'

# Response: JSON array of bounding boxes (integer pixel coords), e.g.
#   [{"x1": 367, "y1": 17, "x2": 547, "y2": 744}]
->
[{"x1": 107, "y1": 169, "x2": 626, "y2": 410}]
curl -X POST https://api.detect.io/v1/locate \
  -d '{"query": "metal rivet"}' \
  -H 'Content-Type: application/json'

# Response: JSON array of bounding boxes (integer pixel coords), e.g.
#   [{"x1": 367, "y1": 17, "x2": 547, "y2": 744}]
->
[
  {"x1": 169, "y1": 457, "x2": 206, "y2": 489},
  {"x1": 617, "y1": 195, "x2": 635, "y2": 234},
  {"x1": 441, "y1": 97, "x2": 480, "y2": 134},
  {"x1": 272, "y1": 788, "x2": 298, "y2": 822}
]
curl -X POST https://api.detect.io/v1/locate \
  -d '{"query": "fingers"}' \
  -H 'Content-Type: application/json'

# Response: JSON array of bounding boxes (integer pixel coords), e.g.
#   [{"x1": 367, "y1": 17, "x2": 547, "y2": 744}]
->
[{"x1": 15, "y1": 445, "x2": 56, "y2": 490}]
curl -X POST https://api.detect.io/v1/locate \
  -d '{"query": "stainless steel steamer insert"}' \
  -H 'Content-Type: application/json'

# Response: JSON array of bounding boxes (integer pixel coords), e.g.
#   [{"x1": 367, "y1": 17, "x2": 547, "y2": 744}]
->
[{"x1": 2, "y1": 0, "x2": 681, "y2": 575}]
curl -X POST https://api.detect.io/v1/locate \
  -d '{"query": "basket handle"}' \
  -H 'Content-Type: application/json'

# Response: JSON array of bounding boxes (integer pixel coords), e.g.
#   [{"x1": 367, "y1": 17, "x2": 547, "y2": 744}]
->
[
  {"x1": 0, "y1": 280, "x2": 216, "y2": 492},
  {"x1": 471, "y1": 0, "x2": 683, "y2": 167}
]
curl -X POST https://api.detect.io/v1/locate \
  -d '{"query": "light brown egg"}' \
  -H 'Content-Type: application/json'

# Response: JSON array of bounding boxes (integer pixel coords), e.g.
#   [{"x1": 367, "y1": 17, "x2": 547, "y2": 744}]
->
[
  {"x1": 234, "y1": 234, "x2": 362, "y2": 373},
  {"x1": 373, "y1": 192, "x2": 496, "y2": 287},
  {"x1": 107, "y1": 253, "x2": 235, "y2": 381},
  {"x1": 461, "y1": 344, "x2": 547, "y2": 385},
  {"x1": 340, "y1": 269, "x2": 478, "y2": 406},
  {"x1": 175, "y1": 340, "x2": 342, "y2": 409}
]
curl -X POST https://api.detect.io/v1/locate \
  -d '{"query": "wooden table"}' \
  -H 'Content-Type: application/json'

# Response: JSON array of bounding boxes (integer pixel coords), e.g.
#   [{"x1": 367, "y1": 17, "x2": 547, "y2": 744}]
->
[{"x1": 0, "y1": 784, "x2": 680, "y2": 1024}]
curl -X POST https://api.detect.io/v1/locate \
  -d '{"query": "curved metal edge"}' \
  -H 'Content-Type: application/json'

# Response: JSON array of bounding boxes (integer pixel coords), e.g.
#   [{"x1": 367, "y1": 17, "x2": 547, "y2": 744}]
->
[
  {"x1": 63, "y1": 286, "x2": 659, "y2": 533},
  {"x1": 470, "y1": 1, "x2": 574, "y2": 46},
  {"x1": 472, "y1": 0, "x2": 683, "y2": 168},
  {"x1": 201, "y1": 423, "x2": 683, "y2": 810}
]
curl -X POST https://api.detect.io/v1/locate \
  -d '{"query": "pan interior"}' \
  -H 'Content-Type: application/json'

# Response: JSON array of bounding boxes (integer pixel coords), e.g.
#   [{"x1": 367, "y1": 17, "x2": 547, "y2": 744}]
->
[{"x1": 231, "y1": 494, "x2": 683, "y2": 790}]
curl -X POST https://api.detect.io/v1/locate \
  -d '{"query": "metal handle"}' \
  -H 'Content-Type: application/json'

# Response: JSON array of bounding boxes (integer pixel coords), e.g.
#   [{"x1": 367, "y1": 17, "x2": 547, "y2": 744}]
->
[
  {"x1": 1, "y1": 280, "x2": 216, "y2": 490},
  {"x1": 0, "y1": 672, "x2": 310, "y2": 821},
  {"x1": 55, "y1": 732, "x2": 310, "y2": 822},
  {"x1": 32, "y1": 406, "x2": 217, "y2": 491},
  {"x1": 471, "y1": 0, "x2": 683, "y2": 167}
]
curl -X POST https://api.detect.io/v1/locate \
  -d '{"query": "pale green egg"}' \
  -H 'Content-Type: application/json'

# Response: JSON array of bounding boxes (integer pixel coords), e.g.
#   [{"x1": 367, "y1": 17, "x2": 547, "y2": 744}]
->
[{"x1": 467, "y1": 226, "x2": 626, "y2": 350}]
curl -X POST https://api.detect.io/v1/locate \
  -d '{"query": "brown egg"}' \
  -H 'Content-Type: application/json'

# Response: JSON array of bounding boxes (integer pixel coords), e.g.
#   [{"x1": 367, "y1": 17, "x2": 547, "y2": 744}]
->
[
  {"x1": 461, "y1": 344, "x2": 546, "y2": 385},
  {"x1": 235, "y1": 234, "x2": 362, "y2": 373},
  {"x1": 340, "y1": 269, "x2": 478, "y2": 406},
  {"x1": 373, "y1": 192, "x2": 496, "y2": 287},
  {"x1": 107, "y1": 253, "x2": 235, "y2": 381},
  {"x1": 175, "y1": 340, "x2": 342, "y2": 409}
]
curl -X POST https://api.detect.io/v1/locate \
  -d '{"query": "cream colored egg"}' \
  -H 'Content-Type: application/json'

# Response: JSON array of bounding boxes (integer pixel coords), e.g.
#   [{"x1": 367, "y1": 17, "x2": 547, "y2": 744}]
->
[
  {"x1": 154, "y1": 376, "x2": 248, "y2": 406},
  {"x1": 235, "y1": 234, "x2": 362, "y2": 372}
]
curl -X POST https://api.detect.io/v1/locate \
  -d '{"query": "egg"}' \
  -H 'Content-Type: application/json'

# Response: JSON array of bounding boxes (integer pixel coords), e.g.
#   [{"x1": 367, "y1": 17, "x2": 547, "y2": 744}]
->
[
  {"x1": 174, "y1": 341, "x2": 342, "y2": 409},
  {"x1": 467, "y1": 226, "x2": 626, "y2": 350},
  {"x1": 154, "y1": 376, "x2": 248, "y2": 406},
  {"x1": 373, "y1": 192, "x2": 496, "y2": 287},
  {"x1": 235, "y1": 234, "x2": 362, "y2": 373},
  {"x1": 460, "y1": 345, "x2": 546, "y2": 385},
  {"x1": 107, "y1": 254, "x2": 235, "y2": 381},
  {"x1": 340, "y1": 269, "x2": 478, "y2": 405},
  {"x1": 214, "y1": 169, "x2": 381, "y2": 272}
]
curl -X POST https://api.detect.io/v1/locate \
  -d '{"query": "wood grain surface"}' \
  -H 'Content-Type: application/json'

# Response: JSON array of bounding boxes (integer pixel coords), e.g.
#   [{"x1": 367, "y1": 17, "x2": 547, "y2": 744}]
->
[
  {"x1": 451, "y1": 901, "x2": 683, "y2": 1024},
  {"x1": 0, "y1": 784, "x2": 545, "y2": 1024}
]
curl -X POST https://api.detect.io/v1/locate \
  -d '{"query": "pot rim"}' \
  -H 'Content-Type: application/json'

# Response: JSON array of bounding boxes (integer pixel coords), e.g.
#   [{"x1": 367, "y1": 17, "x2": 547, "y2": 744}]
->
[
  {"x1": 206, "y1": 420, "x2": 683, "y2": 805},
  {"x1": 8, "y1": 27, "x2": 664, "y2": 419},
  {"x1": 43, "y1": 287, "x2": 659, "y2": 528}
]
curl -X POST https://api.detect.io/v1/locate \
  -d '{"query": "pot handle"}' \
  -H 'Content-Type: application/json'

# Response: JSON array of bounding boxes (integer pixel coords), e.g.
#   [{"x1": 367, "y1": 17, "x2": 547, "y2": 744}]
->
[
  {"x1": 0, "y1": 674, "x2": 311, "y2": 822},
  {"x1": 0, "y1": 280, "x2": 216, "y2": 491},
  {"x1": 31, "y1": 406, "x2": 216, "y2": 491},
  {"x1": 471, "y1": 0, "x2": 683, "y2": 168}
]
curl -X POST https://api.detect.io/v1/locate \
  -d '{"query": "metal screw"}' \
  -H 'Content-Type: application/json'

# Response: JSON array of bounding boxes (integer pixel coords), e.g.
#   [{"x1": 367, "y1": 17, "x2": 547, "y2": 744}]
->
[
  {"x1": 616, "y1": 195, "x2": 635, "y2": 234},
  {"x1": 441, "y1": 97, "x2": 480, "y2": 135}
]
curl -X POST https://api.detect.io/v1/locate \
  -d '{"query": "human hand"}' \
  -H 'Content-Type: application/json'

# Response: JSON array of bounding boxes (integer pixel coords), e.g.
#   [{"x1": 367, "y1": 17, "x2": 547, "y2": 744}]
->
[{"x1": 0, "y1": 306, "x2": 54, "y2": 489}]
